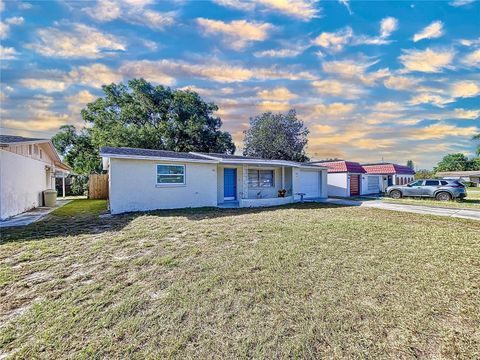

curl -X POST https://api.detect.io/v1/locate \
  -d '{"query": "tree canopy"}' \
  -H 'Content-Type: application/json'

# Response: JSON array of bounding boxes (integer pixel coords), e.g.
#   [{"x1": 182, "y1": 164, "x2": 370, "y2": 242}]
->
[
  {"x1": 243, "y1": 109, "x2": 309, "y2": 162},
  {"x1": 82, "y1": 79, "x2": 235, "y2": 154},
  {"x1": 406, "y1": 160, "x2": 414, "y2": 169},
  {"x1": 434, "y1": 153, "x2": 480, "y2": 172},
  {"x1": 53, "y1": 79, "x2": 236, "y2": 175},
  {"x1": 474, "y1": 133, "x2": 480, "y2": 155}
]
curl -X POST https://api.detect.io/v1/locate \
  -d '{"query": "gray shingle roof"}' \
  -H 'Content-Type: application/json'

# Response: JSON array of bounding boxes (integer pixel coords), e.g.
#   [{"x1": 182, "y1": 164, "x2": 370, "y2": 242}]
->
[
  {"x1": 99, "y1": 147, "x2": 212, "y2": 160},
  {"x1": 195, "y1": 152, "x2": 262, "y2": 160},
  {"x1": 0, "y1": 135, "x2": 47, "y2": 144}
]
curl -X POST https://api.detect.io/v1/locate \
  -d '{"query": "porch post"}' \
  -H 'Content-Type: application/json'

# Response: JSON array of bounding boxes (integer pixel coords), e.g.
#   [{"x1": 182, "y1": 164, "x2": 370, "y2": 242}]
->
[
  {"x1": 281, "y1": 167, "x2": 285, "y2": 189},
  {"x1": 62, "y1": 172, "x2": 66, "y2": 198},
  {"x1": 242, "y1": 165, "x2": 248, "y2": 199}
]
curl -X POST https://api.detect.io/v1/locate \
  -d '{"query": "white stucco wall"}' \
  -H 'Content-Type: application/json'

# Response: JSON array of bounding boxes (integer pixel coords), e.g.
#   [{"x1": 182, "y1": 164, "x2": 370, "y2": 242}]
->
[
  {"x1": 0, "y1": 150, "x2": 51, "y2": 219},
  {"x1": 327, "y1": 173, "x2": 349, "y2": 197},
  {"x1": 108, "y1": 158, "x2": 218, "y2": 214}
]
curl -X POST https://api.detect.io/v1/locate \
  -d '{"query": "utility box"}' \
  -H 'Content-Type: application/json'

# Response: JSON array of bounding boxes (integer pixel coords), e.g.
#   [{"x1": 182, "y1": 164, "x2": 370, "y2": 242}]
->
[{"x1": 43, "y1": 189, "x2": 57, "y2": 207}]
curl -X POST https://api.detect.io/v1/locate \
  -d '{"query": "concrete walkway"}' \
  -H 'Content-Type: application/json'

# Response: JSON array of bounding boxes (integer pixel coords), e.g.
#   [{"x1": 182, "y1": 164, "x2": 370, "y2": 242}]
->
[
  {"x1": 319, "y1": 198, "x2": 480, "y2": 221},
  {"x1": 0, "y1": 199, "x2": 71, "y2": 228}
]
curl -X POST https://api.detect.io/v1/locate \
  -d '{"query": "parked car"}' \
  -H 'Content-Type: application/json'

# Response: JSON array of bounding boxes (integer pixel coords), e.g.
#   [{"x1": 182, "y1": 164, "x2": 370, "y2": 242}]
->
[{"x1": 386, "y1": 179, "x2": 467, "y2": 201}]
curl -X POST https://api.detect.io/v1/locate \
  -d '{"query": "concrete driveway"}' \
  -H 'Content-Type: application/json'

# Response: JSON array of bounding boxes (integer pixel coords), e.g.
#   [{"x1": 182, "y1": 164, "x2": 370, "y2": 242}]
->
[
  {"x1": 319, "y1": 198, "x2": 480, "y2": 221},
  {"x1": 0, "y1": 199, "x2": 71, "y2": 228}
]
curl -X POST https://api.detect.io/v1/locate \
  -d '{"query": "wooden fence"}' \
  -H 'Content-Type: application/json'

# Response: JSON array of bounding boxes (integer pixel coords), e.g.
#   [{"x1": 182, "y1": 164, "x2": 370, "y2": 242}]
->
[{"x1": 88, "y1": 174, "x2": 109, "y2": 199}]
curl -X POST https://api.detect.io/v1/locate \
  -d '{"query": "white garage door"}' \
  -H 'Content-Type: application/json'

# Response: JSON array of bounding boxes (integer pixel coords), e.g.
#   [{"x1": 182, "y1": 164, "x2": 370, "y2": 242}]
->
[
  {"x1": 366, "y1": 176, "x2": 380, "y2": 194},
  {"x1": 299, "y1": 170, "x2": 321, "y2": 198}
]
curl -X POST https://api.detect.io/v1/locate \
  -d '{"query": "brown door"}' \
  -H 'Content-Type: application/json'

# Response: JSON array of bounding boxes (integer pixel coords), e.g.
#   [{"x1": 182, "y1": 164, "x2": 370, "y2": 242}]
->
[{"x1": 350, "y1": 174, "x2": 360, "y2": 196}]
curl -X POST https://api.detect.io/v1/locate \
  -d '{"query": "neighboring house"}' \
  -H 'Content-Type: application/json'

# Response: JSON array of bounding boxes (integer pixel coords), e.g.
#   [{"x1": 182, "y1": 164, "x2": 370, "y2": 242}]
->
[
  {"x1": 0, "y1": 135, "x2": 70, "y2": 220},
  {"x1": 362, "y1": 163, "x2": 416, "y2": 192},
  {"x1": 308, "y1": 160, "x2": 416, "y2": 197},
  {"x1": 309, "y1": 160, "x2": 367, "y2": 197},
  {"x1": 436, "y1": 171, "x2": 480, "y2": 187},
  {"x1": 99, "y1": 147, "x2": 328, "y2": 214}
]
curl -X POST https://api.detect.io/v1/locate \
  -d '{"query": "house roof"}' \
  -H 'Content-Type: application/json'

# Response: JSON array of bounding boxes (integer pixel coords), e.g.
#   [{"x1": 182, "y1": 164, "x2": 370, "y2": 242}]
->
[
  {"x1": 0, "y1": 134, "x2": 70, "y2": 172},
  {"x1": 436, "y1": 171, "x2": 480, "y2": 177},
  {"x1": 311, "y1": 160, "x2": 366, "y2": 173},
  {"x1": 0, "y1": 135, "x2": 48, "y2": 145},
  {"x1": 362, "y1": 163, "x2": 415, "y2": 175},
  {"x1": 100, "y1": 147, "x2": 328, "y2": 169},
  {"x1": 99, "y1": 147, "x2": 212, "y2": 161}
]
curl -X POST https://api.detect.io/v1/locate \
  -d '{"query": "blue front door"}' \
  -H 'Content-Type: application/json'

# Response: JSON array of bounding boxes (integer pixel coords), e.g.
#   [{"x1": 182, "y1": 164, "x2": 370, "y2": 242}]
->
[{"x1": 224, "y1": 168, "x2": 236, "y2": 200}]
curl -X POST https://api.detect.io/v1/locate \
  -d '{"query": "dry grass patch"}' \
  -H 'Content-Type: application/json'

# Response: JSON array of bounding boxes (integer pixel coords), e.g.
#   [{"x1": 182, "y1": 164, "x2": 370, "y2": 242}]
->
[{"x1": 1, "y1": 200, "x2": 479, "y2": 359}]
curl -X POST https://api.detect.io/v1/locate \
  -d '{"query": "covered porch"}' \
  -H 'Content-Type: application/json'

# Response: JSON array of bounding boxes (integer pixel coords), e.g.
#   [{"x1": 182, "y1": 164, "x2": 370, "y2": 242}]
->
[{"x1": 217, "y1": 162, "x2": 326, "y2": 208}]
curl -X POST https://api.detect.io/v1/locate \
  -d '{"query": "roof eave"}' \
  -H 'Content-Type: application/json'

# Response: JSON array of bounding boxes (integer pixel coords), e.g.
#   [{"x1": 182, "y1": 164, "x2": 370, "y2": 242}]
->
[{"x1": 99, "y1": 152, "x2": 219, "y2": 164}]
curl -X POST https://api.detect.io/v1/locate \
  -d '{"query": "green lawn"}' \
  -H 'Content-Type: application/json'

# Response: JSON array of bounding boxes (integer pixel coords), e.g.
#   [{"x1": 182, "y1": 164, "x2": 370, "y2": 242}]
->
[
  {"x1": 1, "y1": 200, "x2": 479, "y2": 359},
  {"x1": 382, "y1": 188, "x2": 480, "y2": 209}
]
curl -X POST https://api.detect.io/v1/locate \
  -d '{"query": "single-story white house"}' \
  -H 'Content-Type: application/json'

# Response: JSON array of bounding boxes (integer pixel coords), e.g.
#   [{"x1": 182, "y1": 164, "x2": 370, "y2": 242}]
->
[
  {"x1": 436, "y1": 171, "x2": 480, "y2": 187},
  {"x1": 309, "y1": 160, "x2": 368, "y2": 197},
  {"x1": 362, "y1": 163, "x2": 416, "y2": 192},
  {"x1": 0, "y1": 135, "x2": 70, "y2": 220},
  {"x1": 308, "y1": 160, "x2": 416, "y2": 197},
  {"x1": 100, "y1": 147, "x2": 328, "y2": 214}
]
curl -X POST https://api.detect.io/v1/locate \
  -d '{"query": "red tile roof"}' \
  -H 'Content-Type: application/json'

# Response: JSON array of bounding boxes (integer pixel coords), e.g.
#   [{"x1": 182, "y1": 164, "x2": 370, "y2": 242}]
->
[
  {"x1": 320, "y1": 161, "x2": 366, "y2": 173},
  {"x1": 363, "y1": 163, "x2": 415, "y2": 175}
]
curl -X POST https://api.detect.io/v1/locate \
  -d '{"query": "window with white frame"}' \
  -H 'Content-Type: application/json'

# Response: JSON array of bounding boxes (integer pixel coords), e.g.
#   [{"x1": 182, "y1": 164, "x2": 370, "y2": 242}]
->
[
  {"x1": 156, "y1": 164, "x2": 185, "y2": 185},
  {"x1": 248, "y1": 169, "x2": 274, "y2": 188}
]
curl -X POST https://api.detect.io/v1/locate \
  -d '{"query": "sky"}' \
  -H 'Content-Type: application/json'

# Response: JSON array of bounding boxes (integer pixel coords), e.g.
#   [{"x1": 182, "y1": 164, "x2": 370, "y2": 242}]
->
[{"x1": 0, "y1": 0, "x2": 479, "y2": 168}]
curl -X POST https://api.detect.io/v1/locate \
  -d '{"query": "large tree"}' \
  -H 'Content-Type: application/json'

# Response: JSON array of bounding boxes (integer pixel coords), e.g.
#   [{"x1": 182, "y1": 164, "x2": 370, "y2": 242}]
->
[
  {"x1": 474, "y1": 134, "x2": 480, "y2": 155},
  {"x1": 434, "y1": 153, "x2": 480, "y2": 172},
  {"x1": 82, "y1": 78, "x2": 235, "y2": 154},
  {"x1": 243, "y1": 109, "x2": 309, "y2": 162},
  {"x1": 52, "y1": 125, "x2": 101, "y2": 175}
]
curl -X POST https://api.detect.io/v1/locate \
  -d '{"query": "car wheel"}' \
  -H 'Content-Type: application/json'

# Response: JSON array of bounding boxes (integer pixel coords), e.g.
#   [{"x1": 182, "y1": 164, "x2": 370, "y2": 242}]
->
[
  {"x1": 390, "y1": 190, "x2": 402, "y2": 199},
  {"x1": 436, "y1": 192, "x2": 452, "y2": 201}
]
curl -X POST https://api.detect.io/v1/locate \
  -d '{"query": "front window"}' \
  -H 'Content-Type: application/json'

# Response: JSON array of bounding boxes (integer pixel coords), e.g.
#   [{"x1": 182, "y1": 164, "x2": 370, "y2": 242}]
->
[
  {"x1": 248, "y1": 169, "x2": 274, "y2": 188},
  {"x1": 156, "y1": 164, "x2": 185, "y2": 185}
]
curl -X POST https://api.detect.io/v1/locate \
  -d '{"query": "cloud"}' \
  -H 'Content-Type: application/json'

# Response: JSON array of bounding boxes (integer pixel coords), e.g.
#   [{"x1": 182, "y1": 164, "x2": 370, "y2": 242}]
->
[
  {"x1": 69, "y1": 63, "x2": 123, "y2": 87},
  {"x1": 449, "y1": 0, "x2": 475, "y2": 6},
  {"x1": 314, "y1": 17, "x2": 398, "y2": 52},
  {"x1": 2, "y1": 95, "x2": 71, "y2": 131},
  {"x1": 312, "y1": 79, "x2": 365, "y2": 99},
  {"x1": 257, "y1": 87, "x2": 298, "y2": 101},
  {"x1": 309, "y1": 102, "x2": 356, "y2": 118},
  {"x1": 257, "y1": 101, "x2": 291, "y2": 112},
  {"x1": 313, "y1": 124, "x2": 336, "y2": 133},
  {"x1": 413, "y1": 21, "x2": 444, "y2": 42},
  {"x1": 407, "y1": 123, "x2": 478, "y2": 140},
  {"x1": 256, "y1": 0, "x2": 320, "y2": 21},
  {"x1": 461, "y1": 49, "x2": 480, "y2": 67},
  {"x1": 452, "y1": 108, "x2": 480, "y2": 119},
  {"x1": 383, "y1": 76, "x2": 422, "y2": 90},
  {"x1": 313, "y1": 27, "x2": 353, "y2": 52},
  {"x1": 399, "y1": 48, "x2": 455, "y2": 73},
  {"x1": 213, "y1": 0, "x2": 320, "y2": 21},
  {"x1": 27, "y1": 23, "x2": 126, "y2": 59},
  {"x1": 83, "y1": 0, "x2": 176, "y2": 30},
  {"x1": 197, "y1": 18, "x2": 273, "y2": 50},
  {"x1": 0, "y1": 16, "x2": 24, "y2": 39},
  {"x1": 65, "y1": 90, "x2": 97, "y2": 114},
  {"x1": 338, "y1": 0, "x2": 352, "y2": 14},
  {"x1": 322, "y1": 59, "x2": 390, "y2": 85},
  {"x1": 450, "y1": 80, "x2": 480, "y2": 98},
  {"x1": 409, "y1": 93, "x2": 453, "y2": 107},
  {"x1": 254, "y1": 43, "x2": 307, "y2": 58},
  {"x1": 0, "y1": 45, "x2": 18, "y2": 60},
  {"x1": 19, "y1": 78, "x2": 68, "y2": 92},
  {"x1": 459, "y1": 37, "x2": 480, "y2": 46}
]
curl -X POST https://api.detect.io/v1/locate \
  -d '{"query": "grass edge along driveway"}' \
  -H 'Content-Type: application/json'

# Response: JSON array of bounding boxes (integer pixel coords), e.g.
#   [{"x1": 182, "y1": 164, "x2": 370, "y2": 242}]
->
[{"x1": 1, "y1": 200, "x2": 479, "y2": 359}]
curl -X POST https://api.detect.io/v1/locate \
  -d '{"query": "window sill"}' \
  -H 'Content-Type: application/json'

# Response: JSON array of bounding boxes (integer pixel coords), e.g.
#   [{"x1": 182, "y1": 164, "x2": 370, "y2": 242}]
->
[{"x1": 155, "y1": 184, "x2": 187, "y2": 188}]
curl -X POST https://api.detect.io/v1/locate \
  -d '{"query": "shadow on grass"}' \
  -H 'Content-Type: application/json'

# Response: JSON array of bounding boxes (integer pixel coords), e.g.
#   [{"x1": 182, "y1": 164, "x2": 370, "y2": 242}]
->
[{"x1": 1, "y1": 200, "x2": 350, "y2": 244}]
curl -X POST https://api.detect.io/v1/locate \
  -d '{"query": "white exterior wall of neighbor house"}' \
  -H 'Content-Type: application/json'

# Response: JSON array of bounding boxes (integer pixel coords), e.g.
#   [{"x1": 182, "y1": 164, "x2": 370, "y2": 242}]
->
[
  {"x1": 108, "y1": 158, "x2": 218, "y2": 214},
  {"x1": 327, "y1": 173, "x2": 349, "y2": 197},
  {"x1": 0, "y1": 149, "x2": 53, "y2": 219}
]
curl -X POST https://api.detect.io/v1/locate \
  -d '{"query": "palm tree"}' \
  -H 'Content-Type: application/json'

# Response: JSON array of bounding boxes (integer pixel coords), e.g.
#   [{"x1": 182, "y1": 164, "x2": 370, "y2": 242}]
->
[{"x1": 474, "y1": 134, "x2": 480, "y2": 155}]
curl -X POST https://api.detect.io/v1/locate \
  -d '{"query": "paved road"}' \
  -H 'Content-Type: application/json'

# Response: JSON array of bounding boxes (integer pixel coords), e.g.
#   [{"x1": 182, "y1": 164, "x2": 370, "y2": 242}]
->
[{"x1": 319, "y1": 198, "x2": 480, "y2": 221}]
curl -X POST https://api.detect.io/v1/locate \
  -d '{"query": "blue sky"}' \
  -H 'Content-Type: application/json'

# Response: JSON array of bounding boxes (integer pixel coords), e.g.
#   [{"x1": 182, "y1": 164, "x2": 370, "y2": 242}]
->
[{"x1": 1, "y1": 0, "x2": 479, "y2": 168}]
